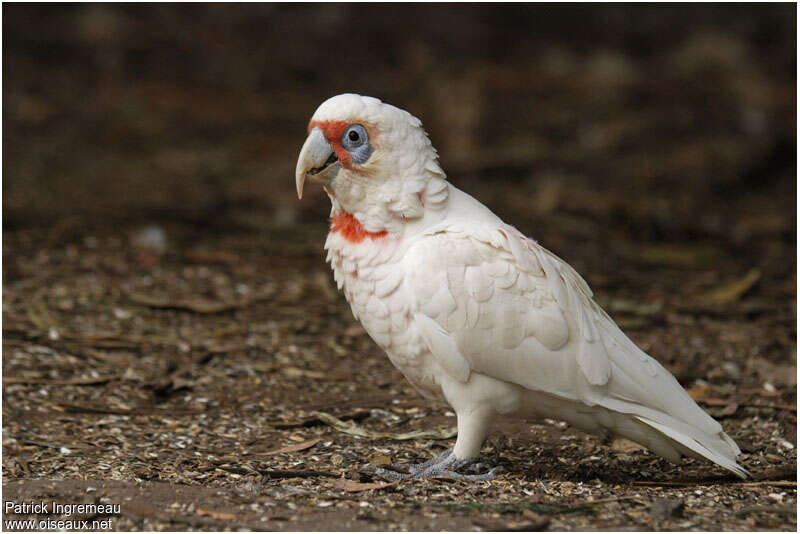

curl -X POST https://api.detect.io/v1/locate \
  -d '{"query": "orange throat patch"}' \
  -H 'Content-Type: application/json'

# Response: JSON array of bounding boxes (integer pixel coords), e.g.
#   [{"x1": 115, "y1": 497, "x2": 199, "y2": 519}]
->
[{"x1": 330, "y1": 212, "x2": 388, "y2": 244}]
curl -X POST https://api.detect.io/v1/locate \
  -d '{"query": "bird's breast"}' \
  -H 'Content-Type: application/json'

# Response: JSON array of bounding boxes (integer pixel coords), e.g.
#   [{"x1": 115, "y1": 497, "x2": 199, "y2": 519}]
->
[{"x1": 324, "y1": 229, "x2": 440, "y2": 394}]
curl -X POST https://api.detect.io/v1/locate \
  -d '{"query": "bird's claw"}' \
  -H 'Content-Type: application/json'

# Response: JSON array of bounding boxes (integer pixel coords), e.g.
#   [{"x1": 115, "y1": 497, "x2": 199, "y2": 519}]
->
[
  {"x1": 359, "y1": 448, "x2": 500, "y2": 481},
  {"x1": 358, "y1": 463, "x2": 411, "y2": 480},
  {"x1": 431, "y1": 466, "x2": 501, "y2": 481}
]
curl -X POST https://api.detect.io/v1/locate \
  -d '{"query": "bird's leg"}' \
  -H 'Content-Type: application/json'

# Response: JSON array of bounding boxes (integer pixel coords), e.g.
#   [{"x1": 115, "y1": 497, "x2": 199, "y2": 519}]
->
[
  {"x1": 362, "y1": 407, "x2": 499, "y2": 481},
  {"x1": 410, "y1": 406, "x2": 497, "y2": 479}
]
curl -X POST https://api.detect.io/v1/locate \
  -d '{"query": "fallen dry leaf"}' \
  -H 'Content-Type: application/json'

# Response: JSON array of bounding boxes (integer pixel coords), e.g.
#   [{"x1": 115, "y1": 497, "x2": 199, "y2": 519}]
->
[
  {"x1": 255, "y1": 438, "x2": 321, "y2": 456},
  {"x1": 697, "y1": 268, "x2": 761, "y2": 304},
  {"x1": 331, "y1": 478, "x2": 397, "y2": 492}
]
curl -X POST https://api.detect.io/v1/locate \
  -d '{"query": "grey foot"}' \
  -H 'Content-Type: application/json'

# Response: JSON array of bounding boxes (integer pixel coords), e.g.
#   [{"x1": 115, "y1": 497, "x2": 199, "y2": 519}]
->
[{"x1": 360, "y1": 447, "x2": 500, "y2": 481}]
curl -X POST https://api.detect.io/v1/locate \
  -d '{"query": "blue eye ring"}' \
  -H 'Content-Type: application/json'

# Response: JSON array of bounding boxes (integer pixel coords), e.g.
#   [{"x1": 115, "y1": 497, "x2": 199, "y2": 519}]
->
[
  {"x1": 341, "y1": 124, "x2": 373, "y2": 165},
  {"x1": 342, "y1": 124, "x2": 368, "y2": 149}
]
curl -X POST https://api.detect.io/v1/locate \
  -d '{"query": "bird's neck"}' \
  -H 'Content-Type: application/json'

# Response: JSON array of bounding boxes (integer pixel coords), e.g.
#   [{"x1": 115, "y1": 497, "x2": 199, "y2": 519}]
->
[
  {"x1": 327, "y1": 176, "x2": 451, "y2": 240},
  {"x1": 329, "y1": 212, "x2": 388, "y2": 244}
]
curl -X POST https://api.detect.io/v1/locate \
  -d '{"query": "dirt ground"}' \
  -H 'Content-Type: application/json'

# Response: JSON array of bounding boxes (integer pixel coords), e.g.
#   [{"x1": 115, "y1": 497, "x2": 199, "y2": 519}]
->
[{"x1": 3, "y1": 4, "x2": 797, "y2": 531}]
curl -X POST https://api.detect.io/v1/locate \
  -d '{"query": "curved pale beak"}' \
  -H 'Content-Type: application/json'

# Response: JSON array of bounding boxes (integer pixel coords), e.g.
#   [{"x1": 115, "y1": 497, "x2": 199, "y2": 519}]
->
[{"x1": 295, "y1": 127, "x2": 339, "y2": 199}]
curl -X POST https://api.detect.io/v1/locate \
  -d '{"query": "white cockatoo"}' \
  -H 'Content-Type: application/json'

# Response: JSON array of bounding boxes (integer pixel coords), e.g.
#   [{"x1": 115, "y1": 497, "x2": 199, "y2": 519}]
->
[{"x1": 295, "y1": 94, "x2": 747, "y2": 480}]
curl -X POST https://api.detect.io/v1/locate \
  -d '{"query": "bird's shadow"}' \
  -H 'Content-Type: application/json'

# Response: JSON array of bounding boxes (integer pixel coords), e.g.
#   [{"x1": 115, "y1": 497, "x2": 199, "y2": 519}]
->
[{"x1": 493, "y1": 450, "x2": 750, "y2": 486}]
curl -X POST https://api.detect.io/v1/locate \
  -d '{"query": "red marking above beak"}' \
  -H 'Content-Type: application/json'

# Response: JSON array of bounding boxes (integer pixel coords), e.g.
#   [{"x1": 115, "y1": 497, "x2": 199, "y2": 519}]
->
[{"x1": 309, "y1": 120, "x2": 352, "y2": 167}]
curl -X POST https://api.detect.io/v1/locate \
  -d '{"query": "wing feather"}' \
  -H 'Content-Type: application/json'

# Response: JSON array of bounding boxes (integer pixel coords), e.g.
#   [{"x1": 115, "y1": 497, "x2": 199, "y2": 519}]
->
[
  {"x1": 406, "y1": 220, "x2": 733, "y2": 442},
  {"x1": 396, "y1": 190, "x2": 744, "y2": 476},
  {"x1": 414, "y1": 312, "x2": 471, "y2": 382}
]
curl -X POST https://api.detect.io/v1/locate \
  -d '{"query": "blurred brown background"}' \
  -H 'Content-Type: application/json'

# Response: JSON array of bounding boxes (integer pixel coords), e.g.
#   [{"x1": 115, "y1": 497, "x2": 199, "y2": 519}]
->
[
  {"x1": 3, "y1": 4, "x2": 796, "y2": 238},
  {"x1": 2, "y1": 5, "x2": 797, "y2": 530}
]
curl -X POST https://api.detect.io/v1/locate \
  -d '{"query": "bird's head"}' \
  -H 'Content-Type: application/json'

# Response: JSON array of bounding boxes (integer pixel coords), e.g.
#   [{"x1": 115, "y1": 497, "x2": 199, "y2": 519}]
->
[{"x1": 295, "y1": 94, "x2": 449, "y2": 234}]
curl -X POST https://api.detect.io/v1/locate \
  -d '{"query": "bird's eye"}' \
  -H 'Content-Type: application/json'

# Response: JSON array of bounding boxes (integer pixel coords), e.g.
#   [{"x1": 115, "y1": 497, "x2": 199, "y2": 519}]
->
[
  {"x1": 340, "y1": 124, "x2": 372, "y2": 164},
  {"x1": 342, "y1": 124, "x2": 368, "y2": 149}
]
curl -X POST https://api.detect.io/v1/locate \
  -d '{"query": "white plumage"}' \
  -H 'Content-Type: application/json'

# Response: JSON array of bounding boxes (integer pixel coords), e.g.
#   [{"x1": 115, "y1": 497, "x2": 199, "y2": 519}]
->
[{"x1": 296, "y1": 93, "x2": 747, "y2": 479}]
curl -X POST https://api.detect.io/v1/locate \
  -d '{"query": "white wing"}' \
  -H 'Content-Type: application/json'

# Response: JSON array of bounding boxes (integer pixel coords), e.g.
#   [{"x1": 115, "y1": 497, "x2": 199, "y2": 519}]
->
[{"x1": 405, "y1": 219, "x2": 746, "y2": 477}]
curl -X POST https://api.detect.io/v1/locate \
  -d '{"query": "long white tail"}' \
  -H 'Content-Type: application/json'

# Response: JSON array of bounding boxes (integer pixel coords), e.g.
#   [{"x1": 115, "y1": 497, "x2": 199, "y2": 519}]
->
[
  {"x1": 590, "y1": 310, "x2": 749, "y2": 479},
  {"x1": 635, "y1": 415, "x2": 748, "y2": 479},
  {"x1": 523, "y1": 392, "x2": 749, "y2": 478}
]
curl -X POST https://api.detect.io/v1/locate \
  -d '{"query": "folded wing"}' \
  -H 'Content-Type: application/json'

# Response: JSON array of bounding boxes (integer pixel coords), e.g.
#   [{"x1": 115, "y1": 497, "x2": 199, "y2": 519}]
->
[{"x1": 405, "y1": 220, "x2": 746, "y2": 478}]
